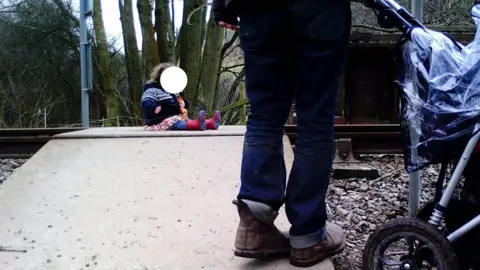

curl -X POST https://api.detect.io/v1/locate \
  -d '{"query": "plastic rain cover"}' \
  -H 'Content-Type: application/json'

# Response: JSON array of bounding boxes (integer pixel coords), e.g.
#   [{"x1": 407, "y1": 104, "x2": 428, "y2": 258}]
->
[{"x1": 399, "y1": 4, "x2": 480, "y2": 173}]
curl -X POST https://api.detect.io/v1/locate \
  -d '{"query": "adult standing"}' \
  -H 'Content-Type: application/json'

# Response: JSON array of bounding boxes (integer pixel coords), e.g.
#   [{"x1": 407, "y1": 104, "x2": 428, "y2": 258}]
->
[{"x1": 213, "y1": 0, "x2": 369, "y2": 267}]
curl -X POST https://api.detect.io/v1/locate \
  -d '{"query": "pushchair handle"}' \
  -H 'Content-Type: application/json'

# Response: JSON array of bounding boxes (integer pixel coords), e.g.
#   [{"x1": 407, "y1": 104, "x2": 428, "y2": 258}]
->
[
  {"x1": 372, "y1": 0, "x2": 464, "y2": 50},
  {"x1": 379, "y1": 0, "x2": 402, "y2": 10},
  {"x1": 372, "y1": 0, "x2": 425, "y2": 34}
]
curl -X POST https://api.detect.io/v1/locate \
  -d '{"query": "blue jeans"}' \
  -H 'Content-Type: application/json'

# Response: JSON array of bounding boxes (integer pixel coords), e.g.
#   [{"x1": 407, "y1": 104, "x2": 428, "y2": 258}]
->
[
  {"x1": 170, "y1": 120, "x2": 187, "y2": 130},
  {"x1": 237, "y1": 0, "x2": 351, "y2": 249}
]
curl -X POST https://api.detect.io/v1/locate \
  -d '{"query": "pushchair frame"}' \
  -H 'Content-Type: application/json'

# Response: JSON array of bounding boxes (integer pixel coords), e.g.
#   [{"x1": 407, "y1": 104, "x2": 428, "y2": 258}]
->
[{"x1": 362, "y1": 0, "x2": 480, "y2": 269}]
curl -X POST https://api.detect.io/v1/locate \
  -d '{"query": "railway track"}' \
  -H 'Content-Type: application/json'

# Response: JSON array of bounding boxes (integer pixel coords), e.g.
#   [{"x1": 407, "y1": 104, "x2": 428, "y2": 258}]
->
[
  {"x1": 285, "y1": 124, "x2": 403, "y2": 155},
  {"x1": 0, "y1": 128, "x2": 84, "y2": 159},
  {"x1": 0, "y1": 125, "x2": 403, "y2": 159}
]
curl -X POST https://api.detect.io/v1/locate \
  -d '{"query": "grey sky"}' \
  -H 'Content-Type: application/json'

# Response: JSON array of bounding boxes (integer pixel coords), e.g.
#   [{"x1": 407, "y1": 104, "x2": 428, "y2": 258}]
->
[{"x1": 72, "y1": 0, "x2": 191, "y2": 50}]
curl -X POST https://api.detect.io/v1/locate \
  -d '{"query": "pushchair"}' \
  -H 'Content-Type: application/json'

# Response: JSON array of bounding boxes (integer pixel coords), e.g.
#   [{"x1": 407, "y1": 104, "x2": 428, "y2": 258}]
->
[{"x1": 361, "y1": 0, "x2": 480, "y2": 269}]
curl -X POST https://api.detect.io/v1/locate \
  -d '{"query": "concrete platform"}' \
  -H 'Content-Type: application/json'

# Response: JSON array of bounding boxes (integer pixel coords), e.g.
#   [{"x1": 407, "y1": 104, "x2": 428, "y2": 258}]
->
[
  {"x1": 54, "y1": 126, "x2": 248, "y2": 138},
  {"x1": 0, "y1": 126, "x2": 335, "y2": 270}
]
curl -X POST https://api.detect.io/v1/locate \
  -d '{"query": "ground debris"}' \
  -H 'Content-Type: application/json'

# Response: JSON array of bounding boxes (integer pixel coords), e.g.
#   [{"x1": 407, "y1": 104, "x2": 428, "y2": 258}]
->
[{"x1": 0, "y1": 245, "x2": 27, "y2": 253}]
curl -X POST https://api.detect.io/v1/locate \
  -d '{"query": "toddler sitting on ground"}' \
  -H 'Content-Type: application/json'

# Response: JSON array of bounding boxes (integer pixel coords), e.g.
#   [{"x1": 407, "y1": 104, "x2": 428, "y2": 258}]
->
[{"x1": 141, "y1": 62, "x2": 220, "y2": 131}]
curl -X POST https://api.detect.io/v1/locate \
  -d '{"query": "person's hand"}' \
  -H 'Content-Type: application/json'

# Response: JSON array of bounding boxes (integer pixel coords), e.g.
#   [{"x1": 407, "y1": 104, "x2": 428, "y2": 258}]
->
[
  {"x1": 212, "y1": 0, "x2": 239, "y2": 30},
  {"x1": 219, "y1": 21, "x2": 239, "y2": 31},
  {"x1": 154, "y1": 106, "x2": 161, "y2": 114}
]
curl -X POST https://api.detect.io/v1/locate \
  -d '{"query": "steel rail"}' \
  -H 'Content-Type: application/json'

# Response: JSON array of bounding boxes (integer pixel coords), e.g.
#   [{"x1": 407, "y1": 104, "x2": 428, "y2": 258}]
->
[
  {"x1": 0, "y1": 128, "x2": 84, "y2": 159},
  {"x1": 0, "y1": 125, "x2": 404, "y2": 159},
  {"x1": 284, "y1": 124, "x2": 403, "y2": 155}
]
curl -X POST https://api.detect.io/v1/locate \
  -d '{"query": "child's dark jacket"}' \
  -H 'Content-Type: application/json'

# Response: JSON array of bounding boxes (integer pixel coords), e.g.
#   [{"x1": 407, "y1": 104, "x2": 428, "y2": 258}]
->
[{"x1": 141, "y1": 81, "x2": 189, "y2": 126}]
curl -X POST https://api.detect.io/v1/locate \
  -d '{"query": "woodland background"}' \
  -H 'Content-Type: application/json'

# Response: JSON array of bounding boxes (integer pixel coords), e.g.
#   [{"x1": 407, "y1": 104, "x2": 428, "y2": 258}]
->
[{"x1": 0, "y1": 0, "x2": 475, "y2": 127}]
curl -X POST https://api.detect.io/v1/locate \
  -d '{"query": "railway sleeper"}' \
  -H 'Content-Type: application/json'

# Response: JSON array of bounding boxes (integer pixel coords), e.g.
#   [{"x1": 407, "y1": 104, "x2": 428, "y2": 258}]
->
[{"x1": 333, "y1": 138, "x2": 379, "y2": 180}]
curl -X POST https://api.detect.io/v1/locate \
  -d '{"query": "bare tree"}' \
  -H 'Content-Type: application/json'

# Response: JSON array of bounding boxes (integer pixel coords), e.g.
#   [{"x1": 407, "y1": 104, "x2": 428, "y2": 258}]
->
[
  {"x1": 119, "y1": 0, "x2": 143, "y2": 120},
  {"x1": 137, "y1": 0, "x2": 160, "y2": 76},
  {"x1": 92, "y1": 0, "x2": 120, "y2": 126}
]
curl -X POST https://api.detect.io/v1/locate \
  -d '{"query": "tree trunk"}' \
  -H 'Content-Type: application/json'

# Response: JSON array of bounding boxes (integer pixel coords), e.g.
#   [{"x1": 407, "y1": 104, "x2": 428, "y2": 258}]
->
[
  {"x1": 155, "y1": 0, "x2": 174, "y2": 62},
  {"x1": 197, "y1": 13, "x2": 224, "y2": 112},
  {"x1": 119, "y1": 0, "x2": 143, "y2": 120},
  {"x1": 92, "y1": 48, "x2": 107, "y2": 120},
  {"x1": 137, "y1": 0, "x2": 160, "y2": 77},
  {"x1": 179, "y1": 0, "x2": 205, "y2": 102},
  {"x1": 163, "y1": 0, "x2": 176, "y2": 57},
  {"x1": 174, "y1": 26, "x2": 184, "y2": 63},
  {"x1": 200, "y1": 0, "x2": 208, "y2": 46},
  {"x1": 92, "y1": 0, "x2": 119, "y2": 126}
]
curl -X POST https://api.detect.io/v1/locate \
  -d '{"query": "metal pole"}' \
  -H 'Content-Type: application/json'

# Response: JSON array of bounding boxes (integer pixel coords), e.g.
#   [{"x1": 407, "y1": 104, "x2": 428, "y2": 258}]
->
[
  {"x1": 408, "y1": 0, "x2": 423, "y2": 217},
  {"x1": 80, "y1": 0, "x2": 93, "y2": 128},
  {"x1": 411, "y1": 0, "x2": 424, "y2": 22},
  {"x1": 408, "y1": 135, "x2": 421, "y2": 216},
  {"x1": 44, "y1": 108, "x2": 47, "y2": 128}
]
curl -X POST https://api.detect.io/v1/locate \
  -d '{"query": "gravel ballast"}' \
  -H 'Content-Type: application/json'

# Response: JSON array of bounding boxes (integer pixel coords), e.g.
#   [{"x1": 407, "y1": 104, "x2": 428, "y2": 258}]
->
[
  {"x1": 0, "y1": 159, "x2": 26, "y2": 185},
  {"x1": 330, "y1": 154, "x2": 440, "y2": 269},
  {"x1": 0, "y1": 155, "x2": 440, "y2": 269}
]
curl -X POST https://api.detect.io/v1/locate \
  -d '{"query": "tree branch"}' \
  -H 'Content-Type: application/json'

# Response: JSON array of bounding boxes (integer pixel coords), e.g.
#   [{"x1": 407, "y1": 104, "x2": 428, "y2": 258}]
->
[
  {"x1": 221, "y1": 31, "x2": 239, "y2": 59},
  {"x1": 186, "y1": 2, "x2": 210, "y2": 25},
  {"x1": 220, "y1": 63, "x2": 244, "y2": 73},
  {"x1": 352, "y1": 24, "x2": 398, "y2": 33}
]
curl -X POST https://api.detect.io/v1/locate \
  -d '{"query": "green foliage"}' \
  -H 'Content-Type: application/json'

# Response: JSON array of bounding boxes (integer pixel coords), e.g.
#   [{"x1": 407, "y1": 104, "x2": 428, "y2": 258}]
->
[{"x1": 0, "y1": 0, "x2": 82, "y2": 127}]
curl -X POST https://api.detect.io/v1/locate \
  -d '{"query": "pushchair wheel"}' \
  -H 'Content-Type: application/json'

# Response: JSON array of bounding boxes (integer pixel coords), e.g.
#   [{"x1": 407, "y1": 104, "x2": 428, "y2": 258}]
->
[
  {"x1": 417, "y1": 198, "x2": 480, "y2": 269},
  {"x1": 362, "y1": 217, "x2": 458, "y2": 270}
]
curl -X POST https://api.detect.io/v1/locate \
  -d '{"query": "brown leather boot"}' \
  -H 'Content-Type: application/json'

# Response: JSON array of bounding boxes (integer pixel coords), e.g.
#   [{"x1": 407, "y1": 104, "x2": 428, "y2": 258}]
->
[
  {"x1": 232, "y1": 199, "x2": 290, "y2": 258},
  {"x1": 290, "y1": 223, "x2": 346, "y2": 267}
]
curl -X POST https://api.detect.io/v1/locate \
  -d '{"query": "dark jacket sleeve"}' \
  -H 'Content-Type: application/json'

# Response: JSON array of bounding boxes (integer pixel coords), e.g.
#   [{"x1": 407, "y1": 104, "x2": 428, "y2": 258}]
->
[
  {"x1": 141, "y1": 97, "x2": 177, "y2": 116},
  {"x1": 141, "y1": 98, "x2": 159, "y2": 114},
  {"x1": 212, "y1": 0, "x2": 226, "y2": 8},
  {"x1": 212, "y1": 0, "x2": 239, "y2": 25}
]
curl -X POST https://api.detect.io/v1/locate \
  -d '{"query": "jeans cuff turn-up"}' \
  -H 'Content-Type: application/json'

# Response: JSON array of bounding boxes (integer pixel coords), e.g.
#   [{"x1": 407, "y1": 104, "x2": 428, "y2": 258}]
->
[
  {"x1": 289, "y1": 227, "x2": 326, "y2": 249},
  {"x1": 240, "y1": 199, "x2": 279, "y2": 225},
  {"x1": 240, "y1": 199, "x2": 326, "y2": 249}
]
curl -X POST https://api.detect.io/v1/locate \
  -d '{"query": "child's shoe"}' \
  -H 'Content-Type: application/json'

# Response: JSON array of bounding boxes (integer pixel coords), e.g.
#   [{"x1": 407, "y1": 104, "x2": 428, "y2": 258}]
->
[
  {"x1": 186, "y1": 110, "x2": 206, "y2": 131},
  {"x1": 206, "y1": 110, "x2": 221, "y2": 130}
]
